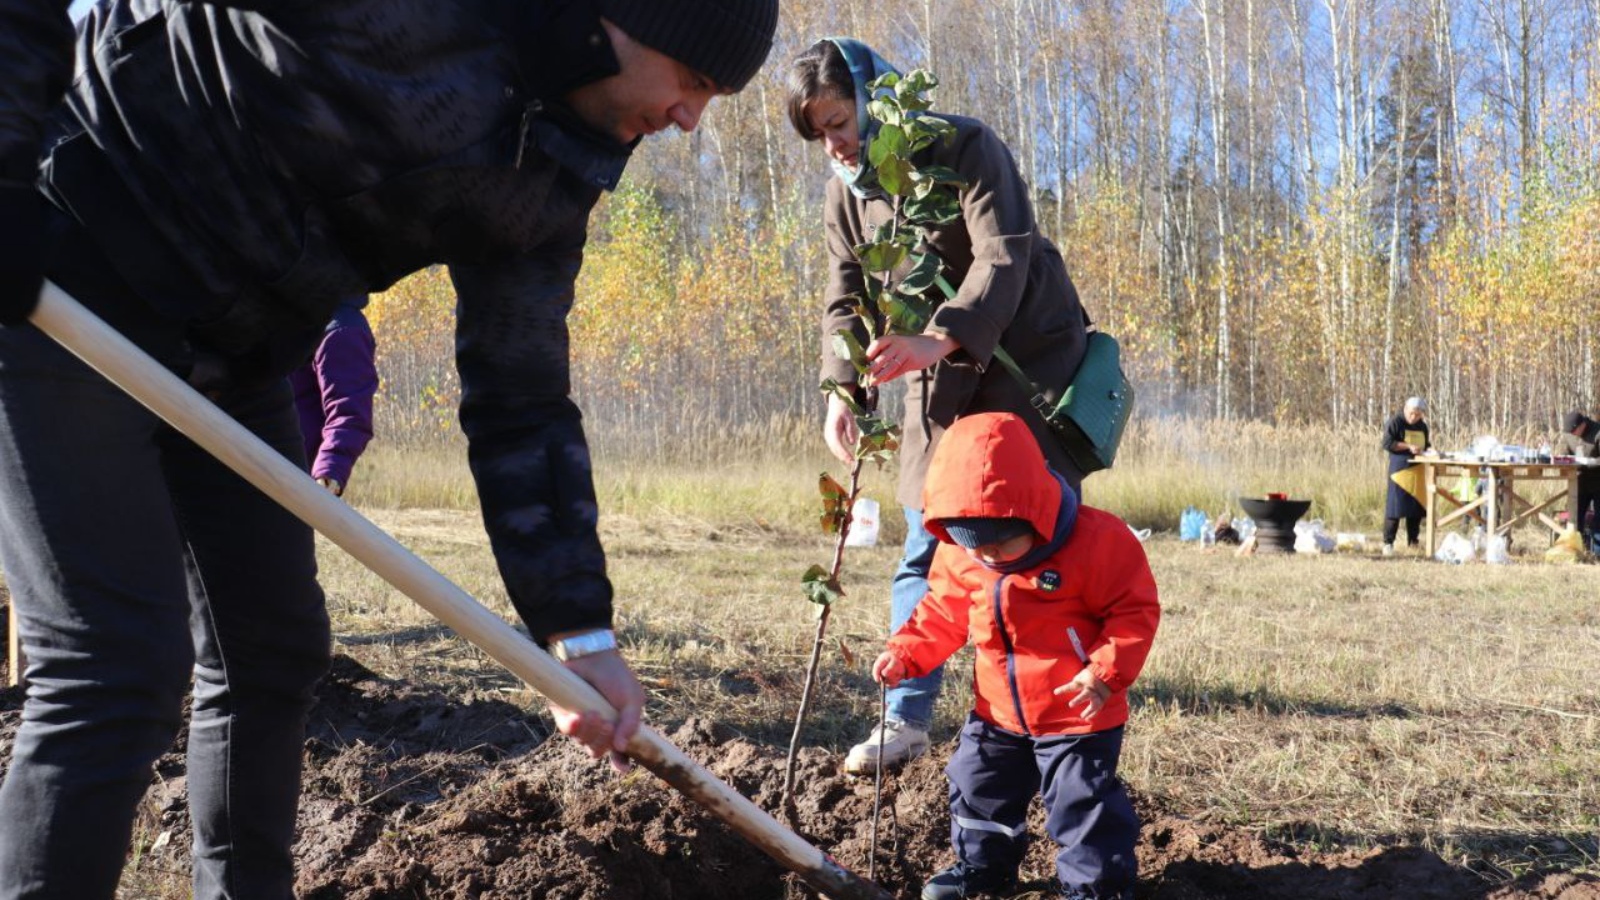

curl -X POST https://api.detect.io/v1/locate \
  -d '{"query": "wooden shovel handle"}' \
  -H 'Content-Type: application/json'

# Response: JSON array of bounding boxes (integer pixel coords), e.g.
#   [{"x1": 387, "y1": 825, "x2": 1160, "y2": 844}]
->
[{"x1": 29, "y1": 281, "x2": 891, "y2": 900}]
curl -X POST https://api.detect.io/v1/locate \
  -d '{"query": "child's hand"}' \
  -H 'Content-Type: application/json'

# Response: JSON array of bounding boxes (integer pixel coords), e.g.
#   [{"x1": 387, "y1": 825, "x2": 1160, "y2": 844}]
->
[
  {"x1": 872, "y1": 652, "x2": 906, "y2": 687},
  {"x1": 1054, "y1": 667, "x2": 1111, "y2": 719}
]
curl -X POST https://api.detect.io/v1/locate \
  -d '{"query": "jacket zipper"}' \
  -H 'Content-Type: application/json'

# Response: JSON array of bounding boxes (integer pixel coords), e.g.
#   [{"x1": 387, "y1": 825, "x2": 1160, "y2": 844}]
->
[
  {"x1": 992, "y1": 575, "x2": 1031, "y2": 736},
  {"x1": 513, "y1": 100, "x2": 545, "y2": 169},
  {"x1": 1067, "y1": 626, "x2": 1090, "y2": 664}
]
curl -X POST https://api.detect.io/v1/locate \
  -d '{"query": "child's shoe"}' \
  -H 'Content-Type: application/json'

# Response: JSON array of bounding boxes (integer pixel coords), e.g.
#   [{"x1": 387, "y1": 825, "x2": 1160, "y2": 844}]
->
[
  {"x1": 844, "y1": 720, "x2": 929, "y2": 775},
  {"x1": 920, "y1": 862, "x2": 1018, "y2": 899}
]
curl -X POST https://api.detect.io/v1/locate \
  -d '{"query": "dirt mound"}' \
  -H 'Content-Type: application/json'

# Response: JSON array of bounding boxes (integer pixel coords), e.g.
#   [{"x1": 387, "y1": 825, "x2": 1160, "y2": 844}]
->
[{"x1": 2, "y1": 652, "x2": 1595, "y2": 899}]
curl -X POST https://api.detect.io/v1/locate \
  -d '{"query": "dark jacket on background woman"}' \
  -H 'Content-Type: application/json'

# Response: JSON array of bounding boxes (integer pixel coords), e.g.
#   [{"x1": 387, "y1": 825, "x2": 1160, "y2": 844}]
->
[{"x1": 818, "y1": 114, "x2": 1089, "y2": 507}]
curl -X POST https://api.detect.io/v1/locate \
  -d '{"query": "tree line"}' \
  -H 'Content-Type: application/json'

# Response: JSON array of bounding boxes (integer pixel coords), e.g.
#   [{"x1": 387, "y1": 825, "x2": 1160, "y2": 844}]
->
[{"x1": 374, "y1": 0, "x2": 1600, "y2": 446}]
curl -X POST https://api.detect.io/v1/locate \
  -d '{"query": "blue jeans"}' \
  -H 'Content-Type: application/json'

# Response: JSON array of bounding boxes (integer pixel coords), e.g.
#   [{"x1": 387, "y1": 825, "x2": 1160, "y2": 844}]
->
[
  {"x1": 886, "y1": 507, "x2": 943, "y2": 729},
  {"x1": 0, "y1": 218, "x2": 331, "y2": 899}
]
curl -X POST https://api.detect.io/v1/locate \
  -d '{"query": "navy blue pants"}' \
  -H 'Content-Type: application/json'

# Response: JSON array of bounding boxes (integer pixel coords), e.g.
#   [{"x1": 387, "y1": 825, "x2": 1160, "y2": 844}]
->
[
  {"x1": 945, "y1": 715, "x2": 1138, "y2": 895},
  {"x1": 0, "y1": 210, "x2": 331, "y2": 899}
]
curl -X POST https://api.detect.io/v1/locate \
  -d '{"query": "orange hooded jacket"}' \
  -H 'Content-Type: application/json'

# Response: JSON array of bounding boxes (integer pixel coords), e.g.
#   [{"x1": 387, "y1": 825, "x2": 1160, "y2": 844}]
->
[{"x1": 885, "y1": 412, "x2": 1160, "y2": 736}]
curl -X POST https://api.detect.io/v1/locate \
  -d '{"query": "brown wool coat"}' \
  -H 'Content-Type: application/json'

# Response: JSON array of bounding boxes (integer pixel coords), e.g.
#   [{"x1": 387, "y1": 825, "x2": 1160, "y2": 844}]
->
[{"x1": 818, "y1": 115, "x2": 1089, "y2": 507}]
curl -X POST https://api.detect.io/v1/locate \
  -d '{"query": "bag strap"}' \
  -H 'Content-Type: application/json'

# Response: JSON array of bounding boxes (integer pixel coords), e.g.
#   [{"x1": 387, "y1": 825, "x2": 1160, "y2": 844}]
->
[{"x1": 934, "y1": 273, "x2": 1057, "y2": 418}]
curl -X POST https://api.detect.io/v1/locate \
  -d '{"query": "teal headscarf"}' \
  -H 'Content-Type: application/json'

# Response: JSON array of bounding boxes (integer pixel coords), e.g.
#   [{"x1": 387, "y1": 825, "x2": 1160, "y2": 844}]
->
[{"x1": 824, "y1": 38, "x2": 901, "y2": 200}]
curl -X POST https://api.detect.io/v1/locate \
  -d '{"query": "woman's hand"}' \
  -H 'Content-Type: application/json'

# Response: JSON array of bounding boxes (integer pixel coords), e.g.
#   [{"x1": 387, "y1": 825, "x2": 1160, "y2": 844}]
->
[
  {"x1": 871, "y1": 651, "x2": 906, "y2": 688},
  {"x1": 823, "y1": 391, "x2": 860, "y2": 464},
  {"x1": 865, "y1": 333, "x2": 958, "y2": 385}
]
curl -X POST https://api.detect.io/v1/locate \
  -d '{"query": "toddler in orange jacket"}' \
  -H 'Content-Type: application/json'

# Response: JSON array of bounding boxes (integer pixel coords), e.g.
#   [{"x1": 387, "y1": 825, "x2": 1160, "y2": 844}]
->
[{"x1": 872, "y1": 412, "x2": 1160, "y2": 900}]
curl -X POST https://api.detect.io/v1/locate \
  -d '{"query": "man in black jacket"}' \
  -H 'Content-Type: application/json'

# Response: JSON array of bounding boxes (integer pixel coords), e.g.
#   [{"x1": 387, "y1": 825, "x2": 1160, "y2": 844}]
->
[{"x1": 0, "y1": 2, "x2": 777, "y2": 897}]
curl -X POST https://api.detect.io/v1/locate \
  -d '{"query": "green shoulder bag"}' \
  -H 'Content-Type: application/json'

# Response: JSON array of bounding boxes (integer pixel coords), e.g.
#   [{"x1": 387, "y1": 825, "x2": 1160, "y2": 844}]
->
[{"x1": 992, "y1": 330, "x2": 1134, "y2": 475}]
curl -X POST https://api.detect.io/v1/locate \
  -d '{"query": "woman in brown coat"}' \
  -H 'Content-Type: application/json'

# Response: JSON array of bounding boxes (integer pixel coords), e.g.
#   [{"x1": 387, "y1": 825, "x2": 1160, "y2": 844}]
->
[{"x1": 787, "y1": 38, "x2": 1091, "y2": 775}]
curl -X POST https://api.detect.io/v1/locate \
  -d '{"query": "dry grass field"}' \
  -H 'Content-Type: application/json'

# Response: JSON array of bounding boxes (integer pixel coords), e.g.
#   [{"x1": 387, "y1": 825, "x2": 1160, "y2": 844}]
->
[
  {"x1": 311, "y1": 430, "x2": 1598, "y2": 890},
  {"x1": 5, "y1": 421, "x2": 1598, "y2": 897}
]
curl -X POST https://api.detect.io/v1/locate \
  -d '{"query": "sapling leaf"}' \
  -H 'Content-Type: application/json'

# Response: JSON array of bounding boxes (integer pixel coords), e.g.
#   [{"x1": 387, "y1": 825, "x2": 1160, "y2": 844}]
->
[
  {"x1": 801, "y1": 564, "x2": 845, "y2": 606},
  {"x1": 900, "y1": 69, "x2": 937, "y2": 94},
  {"x1": 869, "y1": 124, "x2": 909, "y2": 167},
  {"x1": 876, "y1": 155, "x2": 913, "y2": 197},
  {"x1": 818, "y1": 473, "x2": 851, "y2": 533},
  {"x1": 831, "y1": 330, "x2": 870, "y2": 374},
  {"x1": 866, "y1": 99, "x2": 900, "y2": 128},
  {"x1": 899, "y1": 252, "x2": 942, "y2": 295},
  {"x1": 904, "y1": 191, "x2": 963, "y2": 225},
  {"x1": 820, "y1": 378, "x2": 868, "y2": 416},
  {"x1": 916, "y1": 164, "x2": 967, "y2": 187},
  {"x1": 856, "y1": 240, "x2": 909, "y2": 273}
]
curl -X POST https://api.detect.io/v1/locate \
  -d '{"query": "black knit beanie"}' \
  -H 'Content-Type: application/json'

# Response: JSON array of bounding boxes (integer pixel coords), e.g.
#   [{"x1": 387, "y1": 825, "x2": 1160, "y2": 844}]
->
[
  {"x1": 938, "y1": 517, "x2": 1035, "y2": 550},
  {"x1": 598, "y1": 0, "x2": 779, "y2": 92},
  {"x1": 1565, "y1": 410, "x2": 1586, "y2": 433}
]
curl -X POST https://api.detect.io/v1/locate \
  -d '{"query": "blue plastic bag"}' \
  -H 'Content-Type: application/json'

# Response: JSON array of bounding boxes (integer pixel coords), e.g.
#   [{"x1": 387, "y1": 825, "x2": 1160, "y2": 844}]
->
[{"x1": 1179, "y1": 506, "x2": 1206, "y2": 542}]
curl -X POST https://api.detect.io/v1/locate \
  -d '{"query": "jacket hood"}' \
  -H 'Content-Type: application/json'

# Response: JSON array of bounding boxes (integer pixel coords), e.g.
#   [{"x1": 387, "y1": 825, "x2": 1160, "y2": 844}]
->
[
  {"x1": 823, "y1": 38, "x2": 900, "y2": 200},
  {"x1": 924, "y1": 412, "x2": 1068, "y2": 549}
]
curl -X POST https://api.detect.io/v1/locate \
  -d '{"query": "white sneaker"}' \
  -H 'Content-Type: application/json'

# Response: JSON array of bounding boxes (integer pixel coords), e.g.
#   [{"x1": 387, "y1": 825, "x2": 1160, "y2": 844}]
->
[
  {"x1": 844, "y1": 720, "x2": 930, "y2": 775},
  {"x1": 1381, "y1": 543, "x2": 1395, "y2": 556}
]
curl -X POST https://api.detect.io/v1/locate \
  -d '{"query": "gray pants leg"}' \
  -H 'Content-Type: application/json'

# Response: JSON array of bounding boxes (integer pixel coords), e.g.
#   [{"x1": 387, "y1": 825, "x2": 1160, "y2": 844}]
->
[{"x1": 0, "y1": 311, "x2": 330, "y2": 899}]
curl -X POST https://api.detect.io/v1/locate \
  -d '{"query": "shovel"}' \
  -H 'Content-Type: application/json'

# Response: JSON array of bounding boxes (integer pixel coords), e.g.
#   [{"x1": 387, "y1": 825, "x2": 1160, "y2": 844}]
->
[{"x1": 26, "y1": 280, "x2": 892, "y2": 900}]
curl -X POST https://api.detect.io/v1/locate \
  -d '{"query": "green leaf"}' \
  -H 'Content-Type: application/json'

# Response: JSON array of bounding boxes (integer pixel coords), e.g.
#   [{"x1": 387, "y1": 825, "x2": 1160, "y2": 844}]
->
[
  {"x1": 898, "y1": 252, "x2": 942, "y2": 295},
  {"x1": 881, "y1": 290, "x2": 932, "y2": 333},
  {"x1": 820, "y1": 378, "x2": 866, "y2": 416},
  {"x1": 866, "y1": 99, "x2": 900, "y2": 128},
  {"x1": 903, "y1": 191, "x2": 963, "y2": 226},
  {"x1": 801, "y1": 564, "x2": 845, "y2": 606},
  {"x1": 868, "y1": 124, "x2": 909, "y2": 168},
  {"x1": 831, "y1": 329, "x2": 870, "y2": 374},
  {"x1": 867, "y1": 72, "x2": 901, "y2": 92},
  {"x1": 916, "y1": 164, "x2": 967, "y2": 187},
  {"x1": 853, "y1": 415, "x2": 902, "y2": 467},
  {"x1": 856, "y1": 240, "x2": 909, "y2": 273},
  {"x1": 877, "y1": 154, "x2": 914, "y2": 196},
  {"x1": 900, "y1": 69, "x2": 938, "y2": 93}
]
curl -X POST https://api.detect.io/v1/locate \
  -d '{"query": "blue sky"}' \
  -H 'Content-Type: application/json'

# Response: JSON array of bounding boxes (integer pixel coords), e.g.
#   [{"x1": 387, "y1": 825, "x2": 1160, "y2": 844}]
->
[{"x1": 68, "y1": 0, "x2": 92, "y2": 19}]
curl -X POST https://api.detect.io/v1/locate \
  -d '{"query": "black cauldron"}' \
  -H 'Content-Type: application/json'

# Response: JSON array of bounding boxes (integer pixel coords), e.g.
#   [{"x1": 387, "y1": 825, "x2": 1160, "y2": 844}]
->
[{"x1": 1237, "y1": 497, "x2": 1312, "y2": 554}]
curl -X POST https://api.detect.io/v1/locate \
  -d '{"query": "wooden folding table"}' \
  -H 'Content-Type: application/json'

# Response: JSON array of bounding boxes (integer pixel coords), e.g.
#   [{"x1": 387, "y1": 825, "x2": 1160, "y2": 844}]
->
[{"x1": 1415, "y1": 457, "x2": 1587, "y2": 556}]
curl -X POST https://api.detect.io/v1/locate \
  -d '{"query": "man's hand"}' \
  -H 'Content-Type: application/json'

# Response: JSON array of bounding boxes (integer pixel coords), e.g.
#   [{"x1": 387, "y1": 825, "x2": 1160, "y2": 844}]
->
[
  {"x1": 1053, "y1": 667, "x2": 1111, "y2": 719},
  {"x1": 0, "y1": 183, "x2": 45, "y2": 326},
  {"x1": 823, "y1": 391, "x2": 860, "y2": 464},
  {"x1": 864, "y1": 333, "x2": 957, "y2": 385},
  {"x1": 871, "y1": 651, "x2": 906, "y2": 688},
  {"x1": 549, "y1": 650, "x2": 645, "y2": 774},
  {"x1": 316, "y1": 476, "x2": 344, "y2": 496}
]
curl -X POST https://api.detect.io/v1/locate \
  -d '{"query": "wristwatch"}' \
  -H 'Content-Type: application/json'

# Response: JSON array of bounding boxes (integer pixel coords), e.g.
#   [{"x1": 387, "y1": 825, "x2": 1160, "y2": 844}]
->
[{"x1": 548, "y1": 629, "x2": 617, "y2": 662}]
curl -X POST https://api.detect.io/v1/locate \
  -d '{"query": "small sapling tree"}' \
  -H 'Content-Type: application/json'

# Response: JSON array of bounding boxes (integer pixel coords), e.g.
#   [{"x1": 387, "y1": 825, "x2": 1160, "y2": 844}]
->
[{"x1": 781, "y1": 69, "x2": 967, "y2": 821}]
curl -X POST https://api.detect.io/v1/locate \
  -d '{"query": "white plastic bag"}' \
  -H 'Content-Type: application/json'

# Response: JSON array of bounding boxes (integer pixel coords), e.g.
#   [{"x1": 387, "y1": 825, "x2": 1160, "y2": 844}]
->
[
  {"x1": 1293, "y1": 518, "x2": 1335, "y2": 553},
  {"x1": 1127, "y1": 524, "x2": 1153, "y2": 542},
  {"x1": 1435, "y1": 531, "x2": 1474, "y2": 564},
  {"x1": 844, "y1": 497, "x2": 880, "y2": 548}
]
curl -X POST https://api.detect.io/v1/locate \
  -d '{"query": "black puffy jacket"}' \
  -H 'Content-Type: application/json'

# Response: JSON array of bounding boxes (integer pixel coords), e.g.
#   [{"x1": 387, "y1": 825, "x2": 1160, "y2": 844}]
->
[{"x1": 3, "y1": 0, "x2": 638, "y2": 641}]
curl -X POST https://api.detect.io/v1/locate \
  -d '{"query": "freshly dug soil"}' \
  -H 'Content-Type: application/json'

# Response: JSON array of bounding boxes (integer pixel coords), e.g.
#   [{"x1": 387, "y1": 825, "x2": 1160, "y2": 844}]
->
[{"x1": 1, "y1": 652, "x2": 1595, "y2": 899}]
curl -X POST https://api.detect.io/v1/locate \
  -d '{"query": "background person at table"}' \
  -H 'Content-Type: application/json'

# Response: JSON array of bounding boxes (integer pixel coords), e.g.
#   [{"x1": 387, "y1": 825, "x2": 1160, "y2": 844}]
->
[
  {"x1": 290, "y1": 298, "x2": 378, "y2": 497},
  {"x1": 1381, "y1": 397, "x2": 1432, "y2": 555},
  {"x1": 1552, "y1": 410, "x2": 1600, "y2": 544},
  {"x1": 787, "y1": 37, "x2": 1091, "y2": 776}
]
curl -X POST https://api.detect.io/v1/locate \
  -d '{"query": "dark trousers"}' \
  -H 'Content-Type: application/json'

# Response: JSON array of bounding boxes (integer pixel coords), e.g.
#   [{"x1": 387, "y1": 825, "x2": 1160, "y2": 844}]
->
[
  {"x1": 944, "y1": 715, "x2": 1138, "y2": 895},
  {"x1": 0, "y1": 212, "x2": 331, "y2": 899},
  {"x1": 1382, "y1": 517, "x2": 1421, "y2": 546}
]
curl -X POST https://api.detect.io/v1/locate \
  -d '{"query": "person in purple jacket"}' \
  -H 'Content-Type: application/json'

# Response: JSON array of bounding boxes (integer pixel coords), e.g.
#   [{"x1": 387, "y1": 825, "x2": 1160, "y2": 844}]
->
[{"x1": 290, "y1": 299, "x2": 378, "y2": 497}]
